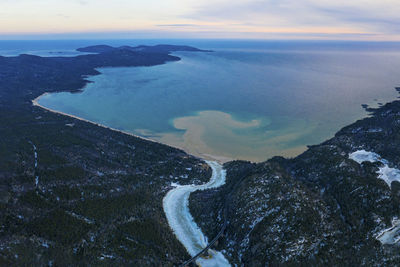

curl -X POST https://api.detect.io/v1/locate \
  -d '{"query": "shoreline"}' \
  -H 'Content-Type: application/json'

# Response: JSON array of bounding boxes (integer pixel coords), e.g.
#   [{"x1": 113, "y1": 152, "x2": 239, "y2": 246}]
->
[
  {"x1": 34, "y1": 91, "x2": 233, "y2": 264},
  {"x1": 32, "y1": 93, "x2": 231, "y2": 164}
]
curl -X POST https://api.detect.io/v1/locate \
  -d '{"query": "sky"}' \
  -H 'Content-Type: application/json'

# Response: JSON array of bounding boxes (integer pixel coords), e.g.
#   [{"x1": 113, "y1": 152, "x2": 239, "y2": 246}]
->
[{"x1": 1, "y1": 0, "x2": 400, "y2": 40}]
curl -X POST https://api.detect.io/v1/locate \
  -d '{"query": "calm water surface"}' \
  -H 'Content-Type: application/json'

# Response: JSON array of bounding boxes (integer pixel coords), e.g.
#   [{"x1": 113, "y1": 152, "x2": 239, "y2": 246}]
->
[{"x1": 5, "y1": 40, "x2": 399, "y2": 162}]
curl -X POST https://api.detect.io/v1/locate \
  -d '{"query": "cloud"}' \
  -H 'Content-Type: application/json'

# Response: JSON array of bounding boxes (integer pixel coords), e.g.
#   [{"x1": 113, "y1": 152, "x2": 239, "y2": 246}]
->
[
  {"x1": 56, "y1": 13, "x2": 70, "y2": 19},
  {"x1": 156, "y1": 24, "x2": 200, "y2": 27},
  {"x1": 312, "y1": 5, "x2": 400, "y2": 33},
  {"x1": 1, "y1": 0, "x2": 399, "y2": 39},
  {"x1": 184, "y1": 0, "x2": 400, "y2": 36},
  {"x1": 77, "y1": 0, "x2": 88, "y2": 5}
]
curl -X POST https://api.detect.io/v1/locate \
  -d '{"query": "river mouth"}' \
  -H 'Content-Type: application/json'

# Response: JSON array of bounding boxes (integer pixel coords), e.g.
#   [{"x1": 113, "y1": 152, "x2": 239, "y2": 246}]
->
[{"x1": 157, "y1": 110, "x2": 311, "y2": 163}]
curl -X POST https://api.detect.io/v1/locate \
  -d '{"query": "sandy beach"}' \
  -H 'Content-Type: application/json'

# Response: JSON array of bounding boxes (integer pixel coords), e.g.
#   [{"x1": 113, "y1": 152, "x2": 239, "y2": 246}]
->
[{"x1": 32, "y1": 93, "x2": 230, "y2": 164}]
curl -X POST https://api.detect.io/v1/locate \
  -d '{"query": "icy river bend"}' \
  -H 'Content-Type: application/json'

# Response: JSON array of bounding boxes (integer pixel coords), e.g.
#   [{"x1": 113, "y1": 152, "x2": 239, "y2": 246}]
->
[{"x1": 163, "y1": 161, "x2": 230, "y2": 267}]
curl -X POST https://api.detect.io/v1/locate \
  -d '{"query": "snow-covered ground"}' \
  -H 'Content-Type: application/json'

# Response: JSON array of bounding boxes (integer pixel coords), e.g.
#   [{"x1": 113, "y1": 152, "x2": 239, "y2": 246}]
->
[
  {"x1": 163, "y1": 161, "x2": 230, "y2": 267},
  {"x1": 349, "y1": 150, "x2": 400, "y2": 188},
  {"x1": 349, "y1": 150, "x2": 400, "y2": 245},
  {"x1": 376, "y1": 218, "x2": 400, "y2": 245},
  {"x1": 29, "y1": 141, "x2": 39, "y2": 188}
]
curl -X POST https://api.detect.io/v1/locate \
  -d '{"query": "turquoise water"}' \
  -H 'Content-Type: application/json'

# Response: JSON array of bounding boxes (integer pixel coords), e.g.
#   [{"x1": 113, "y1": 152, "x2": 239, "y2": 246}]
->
[{"x1": 32, "y1": 41, "x2": 400, "y2": 162}]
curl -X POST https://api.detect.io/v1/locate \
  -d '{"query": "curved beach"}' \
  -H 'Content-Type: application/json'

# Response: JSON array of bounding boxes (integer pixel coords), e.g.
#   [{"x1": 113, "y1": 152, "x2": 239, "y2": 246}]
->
[{"x1": 33, "y1": 93, "x2": 232, "y2": 265}]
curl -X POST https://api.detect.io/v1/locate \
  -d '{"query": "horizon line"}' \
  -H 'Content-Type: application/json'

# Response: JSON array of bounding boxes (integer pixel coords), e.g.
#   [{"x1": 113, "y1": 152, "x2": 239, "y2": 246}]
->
[{"x1": 1, "y1": 38, "x2": 400, "y2": 43}]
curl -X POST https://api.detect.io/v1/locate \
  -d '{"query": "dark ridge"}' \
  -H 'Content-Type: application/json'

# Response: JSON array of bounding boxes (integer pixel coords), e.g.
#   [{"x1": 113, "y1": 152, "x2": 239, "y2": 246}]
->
[
  {"x1": 189, "y1": 87, "x2": 400, "y2": 266},
  {"x1": 77, "y1": 44, "x2": 212, "y2": 54},
  {"x1": 76, "y1": 44, "x2": 115, "y2": 53}
]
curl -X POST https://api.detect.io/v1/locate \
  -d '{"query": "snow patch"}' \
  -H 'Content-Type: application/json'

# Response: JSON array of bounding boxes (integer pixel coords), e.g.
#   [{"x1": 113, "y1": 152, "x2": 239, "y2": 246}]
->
[
  {"x1": 29, "y1": 141, "x2": 39, "y2": 188},
  {"x1": 99, "y1": 254, "x2": 114, "y2": 260},
  {"x1": 349, "y1": 150, "x2": 381, "y2": 164},
  {"x1": 41, "y1": 241, "x2": 49, "y2": 248},
  {"x1": 66, "y1": 211, "x2": 95, "y2": 225},
  {"x1": 376, "y1": 218, "x2": 400, "y2": 245},
  {"x1": 349, "y1": 150, "x2": 400, "y2": 187}
]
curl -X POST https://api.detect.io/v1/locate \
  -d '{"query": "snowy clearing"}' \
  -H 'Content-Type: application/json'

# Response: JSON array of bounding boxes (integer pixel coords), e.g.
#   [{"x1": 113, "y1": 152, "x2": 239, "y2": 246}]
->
[
  {"x1": 376, "y1": 218, "x2": 400, "y2": 245},
  {"x1": 349, "y1": 150, "x2": 400, "y2": 188}
]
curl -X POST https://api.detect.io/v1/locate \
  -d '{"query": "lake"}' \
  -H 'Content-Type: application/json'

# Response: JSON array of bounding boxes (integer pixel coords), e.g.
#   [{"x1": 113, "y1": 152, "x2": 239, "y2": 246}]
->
[{"x1": 5, "y1": 40, "x2": 400, "y2": 162}]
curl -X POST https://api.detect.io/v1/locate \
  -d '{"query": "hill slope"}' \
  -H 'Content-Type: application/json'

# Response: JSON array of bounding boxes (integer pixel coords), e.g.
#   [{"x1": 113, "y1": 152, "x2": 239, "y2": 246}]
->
[
  {"x1": 190, "y1": 94, "x2": 400, "y2": 265},
  {"x1": 0, "y1": 45, "x2": 210, "y2": 266}
]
